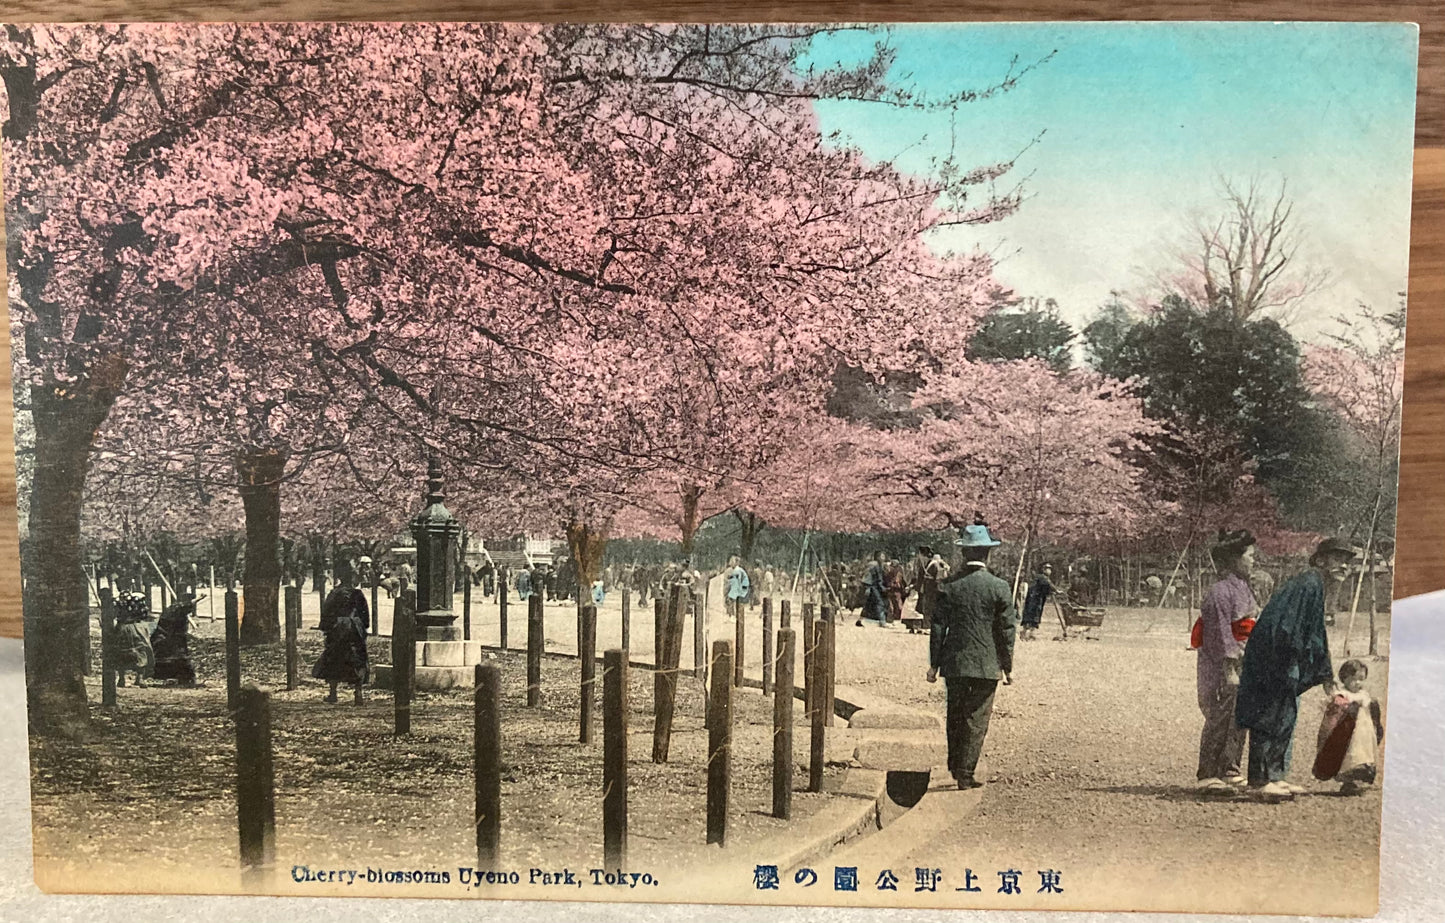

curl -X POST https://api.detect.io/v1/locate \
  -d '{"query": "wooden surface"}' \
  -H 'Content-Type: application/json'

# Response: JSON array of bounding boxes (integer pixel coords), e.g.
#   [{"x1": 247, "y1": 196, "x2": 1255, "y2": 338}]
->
[{"x1": 0, "y1": 8, "x2": 1439, "y2": 638}]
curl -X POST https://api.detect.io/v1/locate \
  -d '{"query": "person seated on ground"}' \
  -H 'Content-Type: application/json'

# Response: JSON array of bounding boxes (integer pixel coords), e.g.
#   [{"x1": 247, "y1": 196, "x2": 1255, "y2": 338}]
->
[
  {"x1": 150, "y1": 596, "x2": 199, "y2": 686},
  {"x1": 112, "y1": 591, "x2": 155, "y2": 688},
  {"x1": 1313, "y1": 659, "x2": 1384, "y2": 795},
  {"x1": 312, "y1": 560, "x2": 371, "y2": 705}
]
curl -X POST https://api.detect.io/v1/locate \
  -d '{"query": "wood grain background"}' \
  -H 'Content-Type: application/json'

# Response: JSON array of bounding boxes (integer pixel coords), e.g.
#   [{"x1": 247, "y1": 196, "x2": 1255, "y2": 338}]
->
[{"x1": 0, "y1": 5, "x2": 1438, "y2": 638}]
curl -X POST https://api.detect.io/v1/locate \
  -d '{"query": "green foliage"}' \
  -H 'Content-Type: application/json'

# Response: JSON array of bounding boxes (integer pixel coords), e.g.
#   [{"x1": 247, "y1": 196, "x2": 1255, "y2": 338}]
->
[
  {"x1": 1095, "y1": 295, "x2": 1337, "y2": 527},
  {"x1": 966, "y1": 297, "x2": 1075, "y2": 373},
  {"x1": 1081, "y1": 295, "x2": 1135, "y2": 372}
]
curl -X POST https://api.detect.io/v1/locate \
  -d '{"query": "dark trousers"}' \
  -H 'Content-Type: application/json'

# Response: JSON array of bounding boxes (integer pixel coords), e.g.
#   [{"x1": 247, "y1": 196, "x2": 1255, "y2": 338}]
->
[
  {"x1": 1197, "y1": 683, "x2": 1247, "y2": 780},
  {"x1": 945, "y1": 676, "x2": 998, "y2": 782},
  {"x1": 1247, "y1": 722, "x2": 1296, "y2": 787}
]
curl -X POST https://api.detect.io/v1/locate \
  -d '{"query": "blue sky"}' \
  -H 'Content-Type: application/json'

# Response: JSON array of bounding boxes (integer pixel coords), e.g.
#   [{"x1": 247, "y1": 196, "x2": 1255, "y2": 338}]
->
[{"x1": 806, "y1": 22, "x2": 1419, "y2": 340}]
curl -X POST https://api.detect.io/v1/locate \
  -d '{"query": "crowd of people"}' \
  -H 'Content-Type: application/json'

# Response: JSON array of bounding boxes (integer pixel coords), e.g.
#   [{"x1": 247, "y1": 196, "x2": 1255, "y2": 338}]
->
[{"x1": 102, "y1": 525, "x2": 1386, "y2": 804}]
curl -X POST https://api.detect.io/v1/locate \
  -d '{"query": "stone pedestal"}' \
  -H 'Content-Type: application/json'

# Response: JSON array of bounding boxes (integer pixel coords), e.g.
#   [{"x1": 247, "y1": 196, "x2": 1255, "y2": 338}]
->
[
  {"x1": 374, "y1": 640, "x2": 495, "y2": 691},
  {"x1": 415, "y1": 612, "x2": 462, "y2": 642}
]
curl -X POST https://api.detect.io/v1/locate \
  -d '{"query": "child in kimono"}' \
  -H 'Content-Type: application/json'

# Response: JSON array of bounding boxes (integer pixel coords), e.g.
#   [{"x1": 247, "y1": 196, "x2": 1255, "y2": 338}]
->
[{"x1": 1313, "y1": 659, "x2": 1384, "y2": 794}]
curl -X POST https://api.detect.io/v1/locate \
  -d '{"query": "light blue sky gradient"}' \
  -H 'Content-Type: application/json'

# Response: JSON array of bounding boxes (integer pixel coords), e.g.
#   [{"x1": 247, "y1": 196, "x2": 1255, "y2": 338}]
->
[{"x1": 807, "y1": 22, "x2": 1419, "y2": 340}]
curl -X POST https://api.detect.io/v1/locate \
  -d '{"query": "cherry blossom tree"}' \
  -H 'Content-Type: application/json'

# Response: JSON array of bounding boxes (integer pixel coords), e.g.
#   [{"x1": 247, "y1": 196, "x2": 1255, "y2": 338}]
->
[
  {"x1": 4, "y1": 22, "x2": 1035, "y2": 731},
  {"x1": 1307, "y1": 302, "x2": 1405, "y2": 652}
]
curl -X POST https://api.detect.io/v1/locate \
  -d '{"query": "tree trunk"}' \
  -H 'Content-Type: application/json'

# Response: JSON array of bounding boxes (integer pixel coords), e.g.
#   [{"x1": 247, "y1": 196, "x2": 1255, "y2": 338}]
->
[
  {"x1": 734, "y1": 509, "x2": 761, "y2": 562},
  {"x1": 565, "y1": 516, "x2": 609, "y2": 591},
  {"x1": 678, "y1": 483, "x2": 703, "y2": 559},
  {"x1": 237, "y1": 448, "x2": 288, "y2": 646},
  {"x1": 25, "y1": 353, "x2": 129, "y2": 736},
  {"x1": 1369, "y1": 561, "x2": 1379, "y2": 656}
]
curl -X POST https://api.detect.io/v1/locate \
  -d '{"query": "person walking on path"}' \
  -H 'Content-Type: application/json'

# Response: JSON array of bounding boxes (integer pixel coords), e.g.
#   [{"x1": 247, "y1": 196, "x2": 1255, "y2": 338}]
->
[
  {"x1": 313, "y1": 560, "x2": 370, "y2": 705},
  {"x1": 926, "y1": 518, "x2": 1017, "y2": 790},
  {"x1": 858, "y1": 552, "x2": 889, "y2": 627},
  {"x1": 1236, "y1": 537, "x2": 1357, "y2": 803},
  {"x1": 725, "y1": 555, "x2": 750, "y2": 621},
  {"x1": 909, "y1": 548, "x2": 949, "y2": 634},
  {"x1": 515, "y1": 565, "x2": 533, "y2": 602},
  {"x1": 1020, "y1": 563, "x2": 1058, "y2": 641},
  {"x1": 1195, "y1": 529, "x2": 1258, "y2": 795}
]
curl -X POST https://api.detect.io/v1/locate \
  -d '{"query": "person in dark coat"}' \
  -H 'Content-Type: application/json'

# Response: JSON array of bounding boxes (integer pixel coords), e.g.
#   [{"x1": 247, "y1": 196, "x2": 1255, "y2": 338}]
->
[
  {"x1": 150, "y1": 597, "x2": 199, "y2": 686},
  {"x1": 1235, "y1": 537, "x2": 1357, "y2": 802},
  {"x1": 927, "y1": 518, "x2": 1017, "y2": 790},
  {"x1": 112, "y1": 591, "x2": 155, "y2": 688},
  {"x1": 313, "y1": 560, "x2": 370, "y2": 704},
  {"x1": 858, "y1": 552, "x2": 889, "y2": 627},
  {"x1": 1020, "y1": 564, "x2": 1058, "y2": 641}
]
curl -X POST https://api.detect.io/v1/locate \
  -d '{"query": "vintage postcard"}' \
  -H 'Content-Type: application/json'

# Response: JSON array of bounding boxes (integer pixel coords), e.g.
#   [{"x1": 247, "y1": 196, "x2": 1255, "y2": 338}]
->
[{"x1": 0, "y1": 21, "x2": 1418, "y2": 915}]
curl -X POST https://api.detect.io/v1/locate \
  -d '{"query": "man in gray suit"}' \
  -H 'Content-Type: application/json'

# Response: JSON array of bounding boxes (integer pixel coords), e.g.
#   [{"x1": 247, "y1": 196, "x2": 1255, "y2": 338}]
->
[{"x1": 926, "y1": 519, "x2": 1017, "y2": 790}]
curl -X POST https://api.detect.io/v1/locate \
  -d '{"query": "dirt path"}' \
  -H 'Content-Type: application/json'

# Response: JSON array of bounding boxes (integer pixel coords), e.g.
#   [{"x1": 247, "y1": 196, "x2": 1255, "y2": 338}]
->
[
  {"x1": 31, "y1": 633, "x2": 843, "y2": 897},
  {"x1": 823, "y1": 604, "x2": 1390, "y2": 915}
]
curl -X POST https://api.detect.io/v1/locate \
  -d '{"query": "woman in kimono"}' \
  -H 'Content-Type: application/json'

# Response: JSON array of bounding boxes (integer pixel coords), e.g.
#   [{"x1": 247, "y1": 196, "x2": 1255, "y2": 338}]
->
[
  {"x1": 1236, "y1": 537, "x2": 1357, "y2": 802},
  {"x1": 884, "y1": 559, "x2": 908, "y2": 624},
  {"x1": 312, "y1": 560, "x2": 370, "y2": 704}
]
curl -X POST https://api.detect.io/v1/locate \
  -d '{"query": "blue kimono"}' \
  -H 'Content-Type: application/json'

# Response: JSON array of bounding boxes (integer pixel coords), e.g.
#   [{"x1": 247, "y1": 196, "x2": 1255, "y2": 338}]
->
[{"x1": 1235, "y1": 569, "x2": 1334, "y2": 785}]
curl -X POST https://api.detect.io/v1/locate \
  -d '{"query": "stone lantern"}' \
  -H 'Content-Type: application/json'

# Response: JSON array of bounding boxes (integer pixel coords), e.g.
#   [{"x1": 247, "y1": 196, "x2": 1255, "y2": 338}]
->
[{"x1": 410, "y1": 455, "x2": 463, "y2": 641}]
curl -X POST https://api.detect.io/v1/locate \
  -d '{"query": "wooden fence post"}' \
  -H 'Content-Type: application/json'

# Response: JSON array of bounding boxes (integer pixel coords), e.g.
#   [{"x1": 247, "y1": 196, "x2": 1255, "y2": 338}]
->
[
  {"x1": 809, "y1": 621, "x2": 825, "y2": 793},
  {"x1": 235, "y1": 682, "x2": 276, "y2": 888},
  {"x1": 802, "y1": 606, "x2": 816, "y2": 731},
  {"x1": 733, "y1": 590, "x2": 745, "y2": 688},
  {"x1": 474, "y1": 662, "x2": 502, "y2": 870},
  {"x1": 580, "y1": 605, "x2": 597, "y2": 745},
  {"x1": 527, "y1": 594, "x2": 543, "y2": 707},
  {"x1": 499, "y1": 570, "x2": 509, "y2": 650},
  {"x1": 100, "y1": 588, "x2": 117, "y2": 707},
  {"x1": 652, "y1": 597, "x2": 664, "y2": 744},
  {"x1": 693, "y1": 588, "x2": 706, "y2": 681},
  {"x1": 370, "y1": 580, "x2": 379, "y2": 637},
  {"x1": 314, "y1": 573, "x2": 325, "y2": 629},
  {"x1": 620, "y1": 585, "x2": 631, "y2": 652},
  {"x1": 393, "y1": 590, "x2": 415, "y2": 735},
  {"x1": 603, "y1": 649, "x2": 628, "y2": 868},
  {"x1": 821, "y1": 606, "x2": 836, "y2": 728},
  {"x1": 761, "y1": 597, "x2": 773, "y2": 697},
  {"x1": 707, "y1": 640, "x2": 733, "y2": 846},
  {"x1": 284, "y1": 585, "x2": 300, "y2": 691},
  {"x1": 463, "y1": 567, "x2": 472, "y2": 642},
  {"x1": 225, "y1": 589, "x2": 242, "y2": 713},
  {"x1": 773, "y1": 627, "x2": 795, "y2": 819},
  {"x1": 652, "y1": 589, "x2": 682, "y2": 763},
  {"x1": 779, "y1": 598, "x2": 791, "y2": 630}
]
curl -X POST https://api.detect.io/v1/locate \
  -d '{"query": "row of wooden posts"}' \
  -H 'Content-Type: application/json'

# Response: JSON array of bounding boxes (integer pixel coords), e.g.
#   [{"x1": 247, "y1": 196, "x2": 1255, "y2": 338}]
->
[
  {"x1": 95, "y1": 581, "x2": 839, "y2": 880},
  {"x1": 390, "y1": 585, "x2": 841, "y2": 857}
]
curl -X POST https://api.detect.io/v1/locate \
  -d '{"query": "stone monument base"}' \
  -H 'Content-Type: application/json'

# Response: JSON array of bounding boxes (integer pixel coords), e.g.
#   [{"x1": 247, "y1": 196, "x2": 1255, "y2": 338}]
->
[{"x1": 372, "y1": 640, "x2": 501, "y2": 692}]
